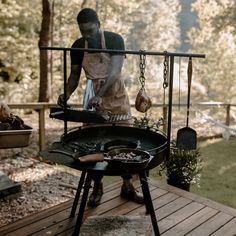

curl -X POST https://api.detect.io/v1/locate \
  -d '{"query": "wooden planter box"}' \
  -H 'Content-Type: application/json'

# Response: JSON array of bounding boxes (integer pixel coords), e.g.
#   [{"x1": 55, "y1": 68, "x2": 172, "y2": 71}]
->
[{"x1": 0, "y1": 125, "x2": 33, "y2": 149}]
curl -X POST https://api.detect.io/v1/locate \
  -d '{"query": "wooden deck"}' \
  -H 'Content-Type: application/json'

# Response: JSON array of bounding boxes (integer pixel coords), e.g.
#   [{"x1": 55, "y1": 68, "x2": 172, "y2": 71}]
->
[{"x1": 0, "y1": 179, "x2": 236, "y2": 236}]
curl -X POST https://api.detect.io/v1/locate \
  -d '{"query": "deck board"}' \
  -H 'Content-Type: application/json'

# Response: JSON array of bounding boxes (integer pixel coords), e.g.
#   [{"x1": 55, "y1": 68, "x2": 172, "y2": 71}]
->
[
  {"x1": 211, "y1": 217, "x2": 236, "y2": 236},
  {"x1": 185, "y1": 212, "x2": 234, "y2": 236},
  {"x1": 158, "y1": 202, "x2": 205, "y2": 234},
  {"x1": 162, "y1": 206, "x2": 219, "y2": 236},
  {"x1": 0, "y1": 178, "x2": 236, "y2": 236}
]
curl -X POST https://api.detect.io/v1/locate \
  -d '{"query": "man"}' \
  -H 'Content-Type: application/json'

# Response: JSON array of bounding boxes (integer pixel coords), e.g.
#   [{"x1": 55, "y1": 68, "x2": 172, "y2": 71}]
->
[{"x1": 58, "y1": 8, "x2": 143, "y2": 207}]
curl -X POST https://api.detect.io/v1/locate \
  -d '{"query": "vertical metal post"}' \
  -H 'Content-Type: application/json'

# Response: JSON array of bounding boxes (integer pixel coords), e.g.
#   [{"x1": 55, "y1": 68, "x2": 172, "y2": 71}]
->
[
  {"x1": 139, "y1": 171, "x2": 160, "y2": 236},
  {"x1": 70, "y1": 171, "x2": 86, "y2": 217},
  {"x1": 226, "y1": 104, "x2": 230, "y2": 126},
  {"x1": 166, "y1": 56, "x2": 174, "y2": 160},
  {"x1": 38, "y1": 106, "x2": 45, "y2": 151},
  {"x1": 74, "y1": 173, "x2": 92, "y2": 236},
  {"x1": 63, "y1": 49, "x2": 67, "y2": 134}
]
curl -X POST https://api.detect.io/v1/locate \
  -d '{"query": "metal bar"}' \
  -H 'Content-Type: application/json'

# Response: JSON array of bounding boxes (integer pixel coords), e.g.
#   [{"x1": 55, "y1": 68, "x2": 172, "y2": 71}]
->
[
  {"x1": 7, "y1": 102, "x2": 236, "y2": 108},
  {"x1": 226, "y1": 104, "x2": 231, "y2": 126},
  {"x1": 70, "y1": 171, "x2": 86, "y2": 217},
  {"x1": 63, "y1": 49, "x2": 67, "y2": 134},
  {"x1": 139, "y1": 171, "x2": 160, "y2": 236},
  {"x1": 38, "y1": 107, "x2": 45, "y2": 151},
  {"x1": 74, "y1": 173, "x2": 92, "y2": 236},
  {"x1": 40, "y1": 46, "x2": 206, "y2": 58},
  {"x1": 166, "y1": 56, "x2": 175, "y2": 160}
]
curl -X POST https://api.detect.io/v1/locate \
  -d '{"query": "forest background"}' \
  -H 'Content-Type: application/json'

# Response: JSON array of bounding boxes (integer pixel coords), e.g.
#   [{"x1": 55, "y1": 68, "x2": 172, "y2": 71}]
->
[{"x1": 0, "y1": 0, "x2": 236, "y2": 110}]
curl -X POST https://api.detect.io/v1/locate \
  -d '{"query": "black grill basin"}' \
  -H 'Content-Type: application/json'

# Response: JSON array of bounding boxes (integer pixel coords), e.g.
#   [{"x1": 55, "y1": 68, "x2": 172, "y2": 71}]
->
[{"x1": 61, "y1": 125, "x2": 167, "y2": 169}]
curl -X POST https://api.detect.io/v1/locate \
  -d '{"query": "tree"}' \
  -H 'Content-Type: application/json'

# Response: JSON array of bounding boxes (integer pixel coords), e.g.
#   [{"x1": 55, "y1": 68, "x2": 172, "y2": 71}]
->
[
  {"x1": 38, "y1": 0, "x2": 52, "y2": 102},
  {"x1": 188, "y1": 0, "x2": 236, "y2": 103},
  {"x1": 0, "y1": 0, "x2": 41, "y2": 103}
]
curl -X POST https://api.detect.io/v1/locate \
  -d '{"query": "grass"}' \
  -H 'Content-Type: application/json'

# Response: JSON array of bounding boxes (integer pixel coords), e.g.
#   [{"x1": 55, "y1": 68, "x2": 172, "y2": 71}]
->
[
  {"x1": 150, "y1": 137, "x2": 236, "y2": 209},
  {"x1": 191, "y1": 137, "x2": 236, "y2": 209}
]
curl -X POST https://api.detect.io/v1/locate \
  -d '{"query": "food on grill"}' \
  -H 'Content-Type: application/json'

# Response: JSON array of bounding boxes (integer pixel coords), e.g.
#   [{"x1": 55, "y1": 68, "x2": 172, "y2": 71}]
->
[
  {"x1": 107, "y1": 148, "x2": 150, "y2": 163},
  {"x1": 108, "y1": 151, "x2": 143, "y2": 162},
  {"x1": 106, "y1": 148, "x2": 151, "y2": 171}
]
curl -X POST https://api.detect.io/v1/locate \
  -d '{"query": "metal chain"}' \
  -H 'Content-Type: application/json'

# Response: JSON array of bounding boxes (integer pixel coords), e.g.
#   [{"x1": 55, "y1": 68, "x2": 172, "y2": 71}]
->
[
  {"x1": 139, "y1": 50, "x2": 146, "y2": 89},
  {"x1": 163, "y1": 51, "x2": 169, "y2": 89},
  {"x1": 162, "y1": 51, "x2": 169, "y2": 132}
]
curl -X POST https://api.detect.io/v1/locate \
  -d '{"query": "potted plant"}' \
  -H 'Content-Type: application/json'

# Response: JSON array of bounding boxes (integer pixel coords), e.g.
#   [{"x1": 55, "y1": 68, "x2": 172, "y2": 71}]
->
[
  {"x1": 160, "y1": 142, "x2": 203, "y2": 191},
  {"x1": 133, "y1": 115, "x2": 202, "y2": 191},
  {"x1": 133, "y1": 114, "x2": 164, "y2": 131}
]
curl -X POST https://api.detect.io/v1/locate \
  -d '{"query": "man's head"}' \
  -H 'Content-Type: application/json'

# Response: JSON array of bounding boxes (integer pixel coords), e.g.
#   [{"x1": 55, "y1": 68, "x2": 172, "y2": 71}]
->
[
  {"x1": 77, "y1": 8, "x2": 100, "y2": 40},
  {"x1": 77, "y1": 8, "x2": 100, "y2": 26}
]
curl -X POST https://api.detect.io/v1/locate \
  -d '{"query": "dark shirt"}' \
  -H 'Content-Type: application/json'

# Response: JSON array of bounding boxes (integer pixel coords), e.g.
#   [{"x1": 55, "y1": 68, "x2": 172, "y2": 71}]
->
[{"x1": 70, "y1": 31, "x2": 125, "y2": 65}]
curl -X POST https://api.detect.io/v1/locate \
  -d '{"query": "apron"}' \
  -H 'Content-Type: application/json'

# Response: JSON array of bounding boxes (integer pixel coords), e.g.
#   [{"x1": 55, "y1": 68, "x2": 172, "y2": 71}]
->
[{"x1": 82, "y1": 30, "x2": 131, "y2": 118}]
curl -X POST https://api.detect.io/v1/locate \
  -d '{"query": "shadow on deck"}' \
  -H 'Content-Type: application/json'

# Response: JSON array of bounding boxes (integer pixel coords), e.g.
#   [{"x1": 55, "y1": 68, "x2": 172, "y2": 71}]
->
[{"x1": 0, "y1": 179, "x2": 236, "y2": 236}]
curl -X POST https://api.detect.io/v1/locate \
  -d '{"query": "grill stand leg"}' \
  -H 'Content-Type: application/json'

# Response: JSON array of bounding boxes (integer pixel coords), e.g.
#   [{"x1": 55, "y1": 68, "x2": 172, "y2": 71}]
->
[
  {"x1": 73, "y1": 173, "x2": 92, "y2": 236},
  {"x1": 70, "y1": 171, "x2": 86, "y2": 217},
  {"x1": 139, "y1": 171, "x2": 160, "y2": 236}
]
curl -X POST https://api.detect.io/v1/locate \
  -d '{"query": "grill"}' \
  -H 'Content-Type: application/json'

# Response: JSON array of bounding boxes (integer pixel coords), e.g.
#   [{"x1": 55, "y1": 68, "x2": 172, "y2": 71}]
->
[{"x1": 49, "y1": 124, "x2": 167, "y2": 171}]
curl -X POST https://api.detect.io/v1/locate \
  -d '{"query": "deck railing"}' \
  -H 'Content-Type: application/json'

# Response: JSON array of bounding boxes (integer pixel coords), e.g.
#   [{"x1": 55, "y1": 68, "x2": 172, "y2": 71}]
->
[{"x1": 7, "y1": 102, "x2": 236, "y2": 151}]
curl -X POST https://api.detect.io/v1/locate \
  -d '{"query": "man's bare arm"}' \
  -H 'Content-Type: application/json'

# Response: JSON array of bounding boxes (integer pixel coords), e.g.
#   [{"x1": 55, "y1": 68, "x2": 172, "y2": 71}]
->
[
  {"x1": 65, "y1": 64, "x2": 82, "y2": 99},
  {"x1": 57, "y1": 65, "x2": 82, "y2": 106}
]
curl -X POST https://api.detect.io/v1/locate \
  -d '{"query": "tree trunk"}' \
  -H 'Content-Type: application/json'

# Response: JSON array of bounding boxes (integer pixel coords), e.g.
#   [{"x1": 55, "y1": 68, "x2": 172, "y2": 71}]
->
[
  {"x1": 81, "y1": 0, "x2": 88, "y2": 8},
  {"x1": 38, "y1": 0, "x2": 52, "y2": 102}
]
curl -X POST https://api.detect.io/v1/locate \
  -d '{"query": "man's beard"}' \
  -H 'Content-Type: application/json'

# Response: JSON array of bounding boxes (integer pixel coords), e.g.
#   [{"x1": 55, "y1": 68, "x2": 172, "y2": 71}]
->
[
  {"x1": 86, "y1": 33, "x2": 100, "y2": 48},
  {"x1": 86, "y1": 38, "x2": 99, "y2": 48}
]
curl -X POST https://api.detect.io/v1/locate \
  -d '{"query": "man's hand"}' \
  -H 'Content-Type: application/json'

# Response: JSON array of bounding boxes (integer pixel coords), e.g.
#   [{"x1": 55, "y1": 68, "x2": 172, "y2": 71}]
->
[
  {"x1": 88, "y1": 96, "x2": 102, "y2": 109},
  {"x1": 57, "y1": 94, "x2": 70, "y2": 107},
  {"x1": 57, "y1": 65, "x2": 81, "y2": 108}
]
